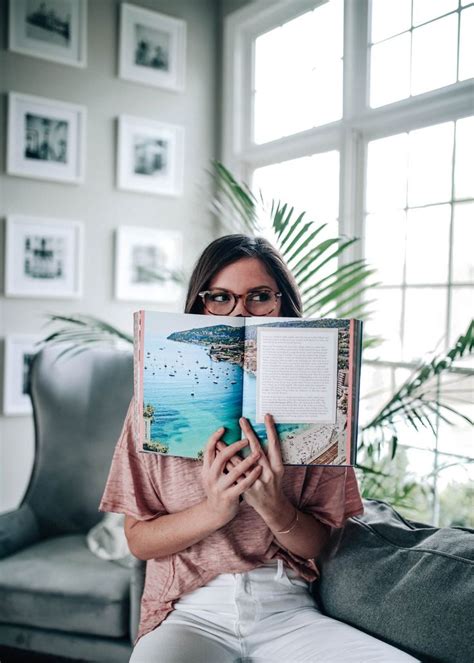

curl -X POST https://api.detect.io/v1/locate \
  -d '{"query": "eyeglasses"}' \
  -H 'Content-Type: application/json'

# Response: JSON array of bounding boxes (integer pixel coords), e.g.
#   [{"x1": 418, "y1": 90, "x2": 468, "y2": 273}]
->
[{"x1": 198, "y1": 288, "x2": 282, "y2": 316}]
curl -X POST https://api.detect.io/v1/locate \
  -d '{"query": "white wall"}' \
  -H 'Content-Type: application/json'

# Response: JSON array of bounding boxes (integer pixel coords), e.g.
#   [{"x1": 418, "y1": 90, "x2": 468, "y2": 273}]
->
[{"x1": 0, "y1": 0, "x2": 222, "y2": 512}]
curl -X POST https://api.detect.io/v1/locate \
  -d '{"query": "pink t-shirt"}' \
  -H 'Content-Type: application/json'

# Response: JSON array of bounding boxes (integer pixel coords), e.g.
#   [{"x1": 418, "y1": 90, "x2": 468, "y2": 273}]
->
[{"x1": 99, "y1": 398, "x2": 364, "y2": 643}]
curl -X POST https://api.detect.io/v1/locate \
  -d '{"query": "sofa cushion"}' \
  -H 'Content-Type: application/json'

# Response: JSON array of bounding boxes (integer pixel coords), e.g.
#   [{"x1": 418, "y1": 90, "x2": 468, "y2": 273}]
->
[
  {"x1": 314, "y1": 499, "x2": 474, "y2": 663},
  {"x1": 0, "y1": 534, "x2": 131, "y2": 638}
]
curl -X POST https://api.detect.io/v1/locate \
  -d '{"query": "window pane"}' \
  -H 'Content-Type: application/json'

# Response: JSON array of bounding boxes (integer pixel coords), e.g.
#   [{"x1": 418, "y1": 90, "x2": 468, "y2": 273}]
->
[
  {"x1": 408, "y1": 122, "x2": 454, "y2": 206},
  {"x1": 370, "y1": 33, "x2": 411, "y2": 108},
  {"x1": 437, "y1": 395, "x2": 474, "y2": 458},
  {"x1": 437, "y1": 462, "x2": 474, "y2": 528},
  {"x1": 411, "y1": 15, "x2": 458, "y2": 95},
  {"x1": 366, "y1": 133, "x2": 408, "y2": 212},
  {"x1": 364, "y1": 288, "x2": 403, "y2": 361},
  {"x1": 405, "y1": 205, "x2": 451, "y2": 284},
  {"x1": 395, "y1": 419, "x2": 437, "y2": 451},
  {"x1": 452, "y1": 203, "x2": 474, "y2": 282},
  {"x1": 252, "y1": 151, "x2": 340, "y2": 225},
  {"x1": 412, "y1": 0, "x2": 458, "y2": 26},
  {"x1": 365, "y1": 211, "x2": 406, "y2": 284},
  {"x1": 371, "y1": 0, "x2": 411, "y2": 42},
  {"x1": 359, "y1": 363, "x2": 394, "y2": 426},
  {"x1": 435, "y1": 453, "x2": 474, "y2": 527},
  {"x1": 403, "y1": 287, "x2": 447, "y2": 360},
  {"x1": 454, "y1": 116, "x2": 474, "y2": 199},
  {"x1": 253, "y1": 2, "x2": 343, "y2": 144},
  {"x1": 459, "y1": 7, "x2": 474, "y2": 82}
]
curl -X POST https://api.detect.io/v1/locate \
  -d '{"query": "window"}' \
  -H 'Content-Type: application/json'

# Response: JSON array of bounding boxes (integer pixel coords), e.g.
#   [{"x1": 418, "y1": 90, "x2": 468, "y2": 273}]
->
[{"x1": 223, "y1": 0, "x2": 474, "y2": 526}]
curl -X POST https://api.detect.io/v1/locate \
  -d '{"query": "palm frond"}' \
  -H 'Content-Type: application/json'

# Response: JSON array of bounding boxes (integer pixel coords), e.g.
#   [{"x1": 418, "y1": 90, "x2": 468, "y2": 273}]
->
[{"x1": 37, "y1": 314, "x2": 133, "y2": 359}]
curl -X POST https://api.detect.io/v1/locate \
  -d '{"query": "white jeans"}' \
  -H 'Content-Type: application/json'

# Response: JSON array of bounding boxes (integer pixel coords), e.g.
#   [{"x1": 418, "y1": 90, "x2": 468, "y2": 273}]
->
[{"x1": 130, "y1": 561, "x2": 419, "y2": 663}]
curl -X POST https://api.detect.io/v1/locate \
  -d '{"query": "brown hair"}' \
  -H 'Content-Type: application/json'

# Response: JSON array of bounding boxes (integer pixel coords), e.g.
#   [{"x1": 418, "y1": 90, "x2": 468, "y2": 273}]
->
[{"x1": 184, "y1": 234, "x2": 303, "y2": 317}]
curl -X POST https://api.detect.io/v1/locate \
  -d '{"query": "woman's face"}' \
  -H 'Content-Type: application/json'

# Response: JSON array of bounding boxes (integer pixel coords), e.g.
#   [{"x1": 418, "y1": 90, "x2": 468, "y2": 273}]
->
[{"x1": 205, "y1": 257, "x2": 282, "y2": 317}]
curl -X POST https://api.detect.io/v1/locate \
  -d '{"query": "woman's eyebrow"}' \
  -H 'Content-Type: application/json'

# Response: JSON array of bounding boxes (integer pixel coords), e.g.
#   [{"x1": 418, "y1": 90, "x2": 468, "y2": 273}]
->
[{"x1": 212, "y1": 285, "x2": 272, "y2": 291}]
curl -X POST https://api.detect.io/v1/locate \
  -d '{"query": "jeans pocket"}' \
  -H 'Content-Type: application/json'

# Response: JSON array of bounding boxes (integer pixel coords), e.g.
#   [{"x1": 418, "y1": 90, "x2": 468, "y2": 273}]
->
[{"x1": 274, "y1": 561, "x2": 309, "y2": 591}]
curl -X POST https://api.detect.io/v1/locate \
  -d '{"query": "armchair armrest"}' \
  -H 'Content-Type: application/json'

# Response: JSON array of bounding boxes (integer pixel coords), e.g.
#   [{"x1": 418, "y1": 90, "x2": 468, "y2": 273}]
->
[
  {"x1": 129, "y1": 556, "x2": 146, "y2": 644},
  {"x1": 0, "y1": 503, "x2": 41, "y2": 559}
]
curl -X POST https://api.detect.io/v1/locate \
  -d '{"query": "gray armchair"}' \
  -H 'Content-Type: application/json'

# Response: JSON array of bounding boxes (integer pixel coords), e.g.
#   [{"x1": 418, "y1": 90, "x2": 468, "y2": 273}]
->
[{"x1": 0, "y1": 345, "x2": 145, "y2": 662}]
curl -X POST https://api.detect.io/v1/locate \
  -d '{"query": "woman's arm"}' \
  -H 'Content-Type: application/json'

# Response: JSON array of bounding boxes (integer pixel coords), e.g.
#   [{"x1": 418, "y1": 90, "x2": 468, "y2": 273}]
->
[{"x1": 125, "y1": 431, "x2": 262, "y2": 560}]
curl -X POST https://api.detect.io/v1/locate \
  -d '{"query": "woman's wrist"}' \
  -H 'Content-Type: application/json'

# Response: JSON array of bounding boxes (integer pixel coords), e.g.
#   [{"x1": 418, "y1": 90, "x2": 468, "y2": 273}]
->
[{"x1": 258, "y1": 495, "x2": 296, "y2": 533}]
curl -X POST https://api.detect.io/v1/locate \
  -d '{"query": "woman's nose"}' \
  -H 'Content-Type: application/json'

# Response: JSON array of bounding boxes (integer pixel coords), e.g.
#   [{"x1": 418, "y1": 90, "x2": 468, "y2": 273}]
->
[{"x1": 232, "y1": 296, "x2": 249, "y2": 316}]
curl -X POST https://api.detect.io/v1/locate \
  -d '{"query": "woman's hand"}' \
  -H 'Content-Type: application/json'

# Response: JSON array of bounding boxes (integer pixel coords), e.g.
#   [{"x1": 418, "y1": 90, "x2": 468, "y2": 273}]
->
[
  {"x1": 217, "y1": 415, "x2": 288, "y2": 521},
  {"x1": 202, "y1": 426, "x2": 263, "y2": 528}
]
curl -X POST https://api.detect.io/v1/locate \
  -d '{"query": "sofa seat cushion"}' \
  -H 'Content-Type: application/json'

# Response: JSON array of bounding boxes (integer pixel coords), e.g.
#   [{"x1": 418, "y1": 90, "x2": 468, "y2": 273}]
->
[
  {"x1": 315, "y1": 499, "x2": 474, "y2": 663},
  {"x1": 0, "y1": 534, "x2": 131, "y2": 638}
]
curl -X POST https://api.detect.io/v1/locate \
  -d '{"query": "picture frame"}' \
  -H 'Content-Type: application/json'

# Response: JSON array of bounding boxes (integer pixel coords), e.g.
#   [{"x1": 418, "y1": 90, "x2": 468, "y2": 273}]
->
[
  {"x1": 117, "y1": 114, "x2": 184, "y2": 197},
  {"x1": 3, "y1": 334, "x2": 44, "y2": 415},
  {"x1": 8, "y1": 0, "x2": 87, "y2": 68},
  {"x1": 119, "y1": 2, "x2": 186, "y2": 92},
  {"x1": 5, "y1": 215, "x2": 84, "y2": 299},
  {"x1": 7, "y1": 91, "x2": 86, "y2": 184},
  {"x1": 114, "y1": 226, "x2": 183, "y2": 303}
]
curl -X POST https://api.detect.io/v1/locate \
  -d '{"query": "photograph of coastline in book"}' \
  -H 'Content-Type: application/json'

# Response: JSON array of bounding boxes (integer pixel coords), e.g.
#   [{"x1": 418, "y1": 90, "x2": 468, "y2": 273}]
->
[{"x1": 134, "y1": 311, "x2": 362, "y2": 466}]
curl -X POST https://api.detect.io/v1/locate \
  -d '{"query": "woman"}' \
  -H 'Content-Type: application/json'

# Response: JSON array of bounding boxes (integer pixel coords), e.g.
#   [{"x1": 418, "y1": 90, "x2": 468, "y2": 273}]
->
[{"x1": 100, "y1": 235, "x2": 418, "y2": 662}]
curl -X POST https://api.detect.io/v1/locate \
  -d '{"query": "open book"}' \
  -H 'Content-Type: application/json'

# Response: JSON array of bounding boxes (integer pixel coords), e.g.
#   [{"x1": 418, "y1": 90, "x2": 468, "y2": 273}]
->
[{"x1": 133, "y1": 311, "x2": 363, "y2": 466}]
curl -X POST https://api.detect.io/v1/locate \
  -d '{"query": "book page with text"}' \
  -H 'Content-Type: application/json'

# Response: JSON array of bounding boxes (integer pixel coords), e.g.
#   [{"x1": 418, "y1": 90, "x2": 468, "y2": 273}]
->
[{"x1": 256, "y1": 327, "x2": 338, "y2": 424}]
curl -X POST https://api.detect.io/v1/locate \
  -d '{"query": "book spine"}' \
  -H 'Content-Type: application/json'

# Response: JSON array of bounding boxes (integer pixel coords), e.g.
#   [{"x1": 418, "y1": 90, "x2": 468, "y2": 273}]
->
[
  {"x1": 133, "y1": 310, "x2": 145, "y2": 451},
  {"x1": 351, "y1": 321, "x2": 363, "y2": 465},
  {"x1": 346, "y1": 319, "x2": 363, "y2": 465}
]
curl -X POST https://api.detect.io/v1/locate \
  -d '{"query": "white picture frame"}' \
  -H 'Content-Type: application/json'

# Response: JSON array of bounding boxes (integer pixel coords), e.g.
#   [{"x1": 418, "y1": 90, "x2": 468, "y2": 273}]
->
[
  {"x1": 114, "y1": 226, "x2": 183, "y2": 303},
  {"x1": 5, "y1": 215, "x2": 84, "y2": 299},
  {"x1": 9, "y1": 0, "x2": 87, "y2": 68},
  {"x1": 3, "y1": 334, "x2": 44, "y2": 415},
  {"x1": 117, "y1": 114, "x2": 184, "y2": 197},
  {"x1": 119, "y1": 3, "x2": 186, "y2": 92},
  {"x1": 7, "y1": 91, "x2": 86, "y2": 184}
]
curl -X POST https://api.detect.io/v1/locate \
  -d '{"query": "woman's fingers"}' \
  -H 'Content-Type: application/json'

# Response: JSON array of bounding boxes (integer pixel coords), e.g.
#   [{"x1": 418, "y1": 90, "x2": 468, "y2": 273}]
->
[
  {"x1": 221, "y1": 448, "x2": 261, "y2": 489},
  {"x1": 203, "y1": 426, "x2": 225, "y2": 470},
  {"x1": 211, "y1": 438, "x2": 248, "y2": 477},
  {"x1": 239, "y1": 417, "x2": 270, "y2": 470},
  {"x1": 229, "y1": 464, "x2": 263, "y2": 497},
  {"x1": 216, "y1": 441, "x2": 242, "y2": 475},
  {"x1": 264, "y1": 413, "x2": 284, "y2": 473}
]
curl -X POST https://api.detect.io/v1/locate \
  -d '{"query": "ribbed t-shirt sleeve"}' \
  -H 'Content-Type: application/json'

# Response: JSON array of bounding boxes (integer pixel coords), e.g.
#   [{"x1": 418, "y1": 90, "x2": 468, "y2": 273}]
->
[
  {"x1": 300, "y1": 466, "x2": 364, "y2": 529},
  {"x1": 99, "y1": 398, "x2": 167, "y2": 521}
]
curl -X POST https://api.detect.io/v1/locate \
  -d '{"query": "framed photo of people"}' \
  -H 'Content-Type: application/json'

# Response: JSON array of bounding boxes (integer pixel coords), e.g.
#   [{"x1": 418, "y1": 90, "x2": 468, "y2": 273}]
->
[
  {"x1": 114, "y1": 225, "x2": 183, "y2": 303},
  {"x1": 5, "y1": 215, "x2": 84, "y2": 299},
  {"x1": 7, "y1": 92, "x2": 86, "y2": 184},
  {"x1": 8, "y1": 0, "x2": 87, "y2": 68},
  {"x1": 119, "y1": 3, "x2": 186, "y2": 92},
  {"x1": 116, "y1": 114, "x2": 184, "y2": 196},
  {"x1": 3, "y1": 334, "x2": 44, "y2": 415}
]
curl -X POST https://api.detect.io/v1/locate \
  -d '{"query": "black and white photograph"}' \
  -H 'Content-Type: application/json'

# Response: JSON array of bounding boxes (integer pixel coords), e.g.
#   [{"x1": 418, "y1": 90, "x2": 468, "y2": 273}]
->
[
  {"x1": 3, "y1": 335, "x2": 43, "y2": 415},
  {"x1": 135, "y1": 24, "x2": 170, "y2": 71},
  {"x1": 25, "y1": 113, "x2": 68, "y2": 163},
  {"x1": 114, "y1": 226, "x2": 183, "y2": 302},
  {"x1": 117, "y1": 115, "x2": 184, "y2": 196},
  {"x1": 119, "y1": 3, "x2": 186, "y2": 91},
  {"x1": 9, "y1": 0, "x2": 87, "y2": 67},
  {"x1": 7, "y1": 92, "x2": 86, "y2": 183},
  {"x1": 5, "y1": 215, "x2": 84, "y2": 298},
  {"x1": 133, "y1": 134, "x2": 168, "y2": 177}
]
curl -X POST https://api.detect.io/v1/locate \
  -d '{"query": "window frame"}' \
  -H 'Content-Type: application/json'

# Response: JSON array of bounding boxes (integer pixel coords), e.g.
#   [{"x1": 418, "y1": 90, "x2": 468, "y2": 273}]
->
[{"x1": 222, "y1": 0, "x2": 474, "y2": 524}]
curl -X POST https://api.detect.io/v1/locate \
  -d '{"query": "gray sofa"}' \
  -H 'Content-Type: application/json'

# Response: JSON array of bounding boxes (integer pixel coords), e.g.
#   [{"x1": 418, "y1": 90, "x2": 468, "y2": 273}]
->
[
  {"x1": 0, "y1": 345, "x2": 143, "y2": 662},
  {"x1": 0, "y1": 345, "x2": 472, "y2": 663}
]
